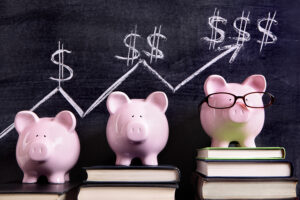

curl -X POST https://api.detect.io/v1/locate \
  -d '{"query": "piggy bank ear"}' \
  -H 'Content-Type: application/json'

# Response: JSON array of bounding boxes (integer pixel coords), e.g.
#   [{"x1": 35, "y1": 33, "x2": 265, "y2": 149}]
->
[
  {"x1": 107, "y1": 92, "x2": 130, "y2": 114},
  {"x1": 54, "y1": 111, "x2": 76, "y2": 132},
  {"x1": 204, "y1": 75, "x2": 227, "y2": 95},
  {"x1": 146, "y1": 91, "x2": 168, "y2": 113},
  {"x1": 242, "y1": 75, "x2": 266, "y2": 92},
  {"x1": 14, "y1": 111, "x2": 39, "y2": 134}
]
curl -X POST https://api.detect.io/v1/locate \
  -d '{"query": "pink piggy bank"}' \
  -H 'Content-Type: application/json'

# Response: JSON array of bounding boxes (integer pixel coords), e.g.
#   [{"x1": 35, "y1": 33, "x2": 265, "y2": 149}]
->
[
  {"x1": 106, "y1": 91, "x2": 169, "y2": 166},
  {"x1": 200, "y1": 75, "x2": 274, "y2": 147},
  {"x1": 14, "y1": 110, "x2": 80, "y2": 184}
]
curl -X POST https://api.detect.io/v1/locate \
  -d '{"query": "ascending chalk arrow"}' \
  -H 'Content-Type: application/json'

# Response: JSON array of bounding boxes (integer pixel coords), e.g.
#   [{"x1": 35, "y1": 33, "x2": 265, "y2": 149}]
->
[
  {"x1": 0, "y1": 43, "x2": 243, "y2": 139},
  {"x1": 142, "y1": 44, "x2": 242, "y2": 93}
]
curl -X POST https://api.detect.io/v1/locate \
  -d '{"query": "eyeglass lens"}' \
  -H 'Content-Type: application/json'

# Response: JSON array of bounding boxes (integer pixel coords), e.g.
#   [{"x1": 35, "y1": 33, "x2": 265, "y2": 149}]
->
[{"x1": 207, "y1": 92, "x2": 272, "y2": 108}]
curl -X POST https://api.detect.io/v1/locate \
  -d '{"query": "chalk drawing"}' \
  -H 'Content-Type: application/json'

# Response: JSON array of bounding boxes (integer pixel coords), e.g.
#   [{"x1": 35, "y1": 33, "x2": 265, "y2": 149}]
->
[
  {"x1": 143, "y1": 25, "x2": 166, "y2": 63},
  {"x1": 202, "y1": 8, "x2": 227, "y2": 50},
  {"x1": 257, "y1": 11, "x2": 278, "y2": 52},
  {"x1": 115, "y1": 25, "x2": 141, "y2": 66}
]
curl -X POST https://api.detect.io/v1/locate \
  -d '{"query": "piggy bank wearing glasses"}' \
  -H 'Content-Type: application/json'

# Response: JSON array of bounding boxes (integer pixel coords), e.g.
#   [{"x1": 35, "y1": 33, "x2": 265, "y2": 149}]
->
[{"x1": 199, "y1": 75, "x2": 274, "y2": 147}]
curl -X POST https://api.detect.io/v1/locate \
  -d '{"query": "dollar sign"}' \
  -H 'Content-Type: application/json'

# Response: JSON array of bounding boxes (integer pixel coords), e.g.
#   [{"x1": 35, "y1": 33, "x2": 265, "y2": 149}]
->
[
  {"x1": 50, "y1": 41, "x2": 73, "y2": 86},
  {"x1": 257, "y1": 12, "x2": 278, "y2": 52},
  {"x1": 202, "y1": 8, "x2": 227, "y2": 50},
  {"x1": 115, "y1": 26, "x2": 141, "y2": 66},
  {"x1": 143, "y1": 25, "x2": 166, "y2": 64},
  {"x1": 233, "y1": 11, "x2": 251, "y2": 45}
]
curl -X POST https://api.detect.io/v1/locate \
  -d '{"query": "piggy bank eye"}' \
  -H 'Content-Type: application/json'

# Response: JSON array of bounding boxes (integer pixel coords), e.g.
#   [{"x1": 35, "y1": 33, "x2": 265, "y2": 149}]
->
[
  {"x1": 131, "y1": 115, "x2": 134, "y2": 118},
  {"x1": 44, "y1": 135, "x2": 46, "y2": 138},
  {"x1": 140, "y1": 115, "x2": 142, "y2": 118},
  {"x1": 36, "y1": 134, "x2": 38, "y2": 137},
  {"x1": 229, "y1": 98, "x2": 232, "y2": 101},
  {"x1": 246, "y1": 98, "x2": 249, "y2": 101}
]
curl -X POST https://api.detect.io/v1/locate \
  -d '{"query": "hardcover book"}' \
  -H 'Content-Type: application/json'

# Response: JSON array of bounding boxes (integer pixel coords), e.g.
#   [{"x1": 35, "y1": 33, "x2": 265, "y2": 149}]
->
[
  {"x1": 193, "y1": 172, "x2": 298, "y2": 200},
  {"x1": 196, "y1": 159, "x2": 292, "y2": 177},
  {"x1": 197, "y1": 147, "x2": 286, "y2": 160},
  {"x1": 84, "y1": 165, "x2": 180, "y2": 183},
  {"x1": 0, "y1": 182, "x2": 80, "y2": 200},
  {"x1": 78, "y1": 183, "x2": 178, "y2": 200}
]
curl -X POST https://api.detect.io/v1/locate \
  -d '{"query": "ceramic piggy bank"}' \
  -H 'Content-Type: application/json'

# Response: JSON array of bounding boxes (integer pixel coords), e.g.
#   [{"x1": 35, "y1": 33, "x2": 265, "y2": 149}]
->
[
  {"x1": 14, "y1": 110, "x2": 80, "y2": 184},
  {"x1": 200, "y1": 75, "x2": 272, "y2": 147},
  {"x1": 106, "y1": 91, "x2": 169, "y2": 166}
]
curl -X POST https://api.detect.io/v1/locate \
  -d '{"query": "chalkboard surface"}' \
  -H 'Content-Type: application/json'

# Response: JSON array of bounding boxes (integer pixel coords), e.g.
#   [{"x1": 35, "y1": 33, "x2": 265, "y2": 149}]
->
[{"x1": 0, "y1": 0, "x2": 299, "y2": 199}]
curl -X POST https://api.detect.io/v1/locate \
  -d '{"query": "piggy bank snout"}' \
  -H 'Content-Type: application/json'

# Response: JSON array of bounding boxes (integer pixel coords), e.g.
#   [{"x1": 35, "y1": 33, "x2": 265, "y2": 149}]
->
[
  {"x1": 28, "y1": 142, "x2": 50, "y2": 162},
  {"x1": 228, "y1": 103, "x2": 250, "y2": 123},
  {"x1": 126, "y1": 121, "x2": 148, "y2": 142}
]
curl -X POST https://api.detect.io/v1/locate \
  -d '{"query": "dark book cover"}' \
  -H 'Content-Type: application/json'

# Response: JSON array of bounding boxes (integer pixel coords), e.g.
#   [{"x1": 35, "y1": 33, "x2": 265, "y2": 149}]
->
[
  {"x1": 81, "y1": 182, "x2": 179, "y2": 189},
  {"x1": 84, "y1": 165, "x2": 180, "y2": 171},
  {"x1": 0, "y1": 182, "x2": 81, "y2": 194}
]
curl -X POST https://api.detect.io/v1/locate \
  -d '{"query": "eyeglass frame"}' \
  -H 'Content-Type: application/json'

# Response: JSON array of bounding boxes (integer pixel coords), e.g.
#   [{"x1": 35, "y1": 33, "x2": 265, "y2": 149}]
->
[{"x1": 199, "y1": 92, "x2": 275, "y2": 110}]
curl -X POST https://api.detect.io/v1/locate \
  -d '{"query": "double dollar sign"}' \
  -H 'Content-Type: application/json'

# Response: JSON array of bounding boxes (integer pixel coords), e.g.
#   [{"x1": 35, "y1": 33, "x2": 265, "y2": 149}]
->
[
  {"x1": 50, "y1": 42, "x2": 73, "y2": 85},
  {"x1": 233, "y1": 11, "x2": 251, "y2": 45},
  {"x1": 202, "y1": 8, "x2": 227, "y2": 50},
  {"x1": 257, "y1": 12, "x2": 278, "y2": 52},
  {"x1": 115, "y1": 25, "x2": 166, "y2": 65}
]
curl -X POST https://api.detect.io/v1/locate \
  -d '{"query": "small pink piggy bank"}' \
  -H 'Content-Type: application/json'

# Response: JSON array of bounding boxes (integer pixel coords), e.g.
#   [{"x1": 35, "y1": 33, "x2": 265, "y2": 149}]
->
[
  {"x1": 106, "y1": 91, "x2": 169, "y2": 166},
  {"x1": 14, "y1": 110, "x2": 80, "y2": 184},
  {"x1": 200, "y1": 75, "x2": 274, "y2": 147}
]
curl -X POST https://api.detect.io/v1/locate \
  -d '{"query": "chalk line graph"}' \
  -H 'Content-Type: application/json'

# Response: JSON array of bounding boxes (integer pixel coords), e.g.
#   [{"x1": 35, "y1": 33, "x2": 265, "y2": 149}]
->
[{"x1": 0, "y1": 42, "x2": 241, "y2": 139}]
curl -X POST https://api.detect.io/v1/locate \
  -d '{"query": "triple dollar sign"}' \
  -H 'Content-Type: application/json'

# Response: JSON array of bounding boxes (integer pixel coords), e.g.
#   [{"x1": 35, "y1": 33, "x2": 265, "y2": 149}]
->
[
  {"x1": 233, "y1": 11, "x2": 251, "y2": 45},
  {"x1": 257, "y1": 12, "x2": 278, "y2": 52},
  {"x1": 115, "y1": 26, "x2": 141, "y2": 66},
  {"x1": 203, "y1": 8, "x2": 227, "y2": 50},
  {"x1": 50, "y1": 41, "x2": 73, "y2": 86},
  {"x1": 143, "y1": 25, "x2": 166, "y2": 64}
]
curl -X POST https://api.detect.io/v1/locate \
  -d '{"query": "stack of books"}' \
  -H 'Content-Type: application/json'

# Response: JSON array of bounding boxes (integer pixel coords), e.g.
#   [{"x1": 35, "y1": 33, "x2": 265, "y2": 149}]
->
[
  {"x1": 194, "y1": 147, "x2": 298, "y2": 200},
  {"x1": 78, "y1": 165, "x2": 180, "y2": 200},
  {"x1": 0, "y1": 182, "x2": 80, "y2": 200}
]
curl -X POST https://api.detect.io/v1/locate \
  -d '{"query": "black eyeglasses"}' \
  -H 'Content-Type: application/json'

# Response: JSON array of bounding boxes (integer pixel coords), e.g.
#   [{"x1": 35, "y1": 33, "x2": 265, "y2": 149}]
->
[{"x1": 199, "y1": 92, "x2": 275, "y2": 109}]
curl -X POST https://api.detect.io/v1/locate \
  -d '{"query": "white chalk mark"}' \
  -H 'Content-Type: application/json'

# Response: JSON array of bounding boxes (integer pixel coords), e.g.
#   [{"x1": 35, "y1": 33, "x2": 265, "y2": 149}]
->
[
  {"x1": 58, "y1": 41, "x2": 61, "y2": 87},
  {"x1": 257, "y1": 11, "x2": 278, "y2": 52},
  {"x1": 209, "y1": 8, "x2": 217, "y2": 50},
  {"x1": 142, "y1": 60, "x2": 175, "y2": 91},
  {"x1": 202, "y1": 8, "x2": 227, "y2": 50},
  {"x1": 155, "y1": 25, "x2": 162, "y2": 62},
  {"x1": 84, "y1": 59, "x2": 143, "y2": 117},
  {"x1": 233, "y1": 11, "x2": 250, "y2": 46},
  {"x1": 0, "y1": 87, "x2": 59, "y2": 139},
  {"x1": 143, "y1": 25, "x2": 166, "y2": 64},
  {"x1": 212, "y1": 10, "x2": 219, "y2": 49},
  {"x1": 174, "y1": 44, "x2": 241, "y2": 91},
  {"x1": 0, "y1": 40, "x2": 245, "y2": 138},
  {"x1": 59, "y1": 87, "x2": 84, "y2": 117},
  {"x1": 0, "y1": 123, "x2": 14, "y2": 140},
  {"x1": 150, "y1": 26, "x2": 157, "y2": 63},
  {"x1": 61, "y1": 43, "x2": 64, "y2": 80},
  {"x1": 50, "y1": 42, "x2": 73, "y2": 84},
  {"x1": 115, "y1": 26, "x2": 141, "y2": 66},
  {"x1": 132, "y1": 25, "x2": 138, "y2": 66},
  {"x1": 30, "y1": 88, "x2": 59, "y2": 111}
]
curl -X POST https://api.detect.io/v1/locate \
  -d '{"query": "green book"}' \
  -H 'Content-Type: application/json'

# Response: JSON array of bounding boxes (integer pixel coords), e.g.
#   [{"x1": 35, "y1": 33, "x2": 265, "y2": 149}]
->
[{"x1": 196, "y1": 147, "x2": 286, "y2": 160}]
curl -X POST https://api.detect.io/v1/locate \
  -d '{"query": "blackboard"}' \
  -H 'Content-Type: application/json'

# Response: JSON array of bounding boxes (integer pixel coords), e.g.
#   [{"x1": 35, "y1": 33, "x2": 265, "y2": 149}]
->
[{"x1": 0, "y1": 0, "x2": 299, "y2": 199}]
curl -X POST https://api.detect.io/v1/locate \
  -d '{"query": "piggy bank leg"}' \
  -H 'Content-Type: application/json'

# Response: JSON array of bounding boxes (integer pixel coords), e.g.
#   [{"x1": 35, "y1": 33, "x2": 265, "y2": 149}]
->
[
  {"x1": 48, "y1": 172, "x2": 66, "y2": 184},
  {"x1": 240, "y1": 138, "x2": 256, "y2": 147},
  {"x1": 116, "y1": 155, "x2": 132, "y2": 166},
  {"x1": 23, "y1": 172, "x2": 38, "y2": 183},
  {"x1": 211, "y1": 139, "x2": 229, "y2": 147},
  {"x1": 142, "y1": 154, "x2": 158, "y2": 166}
]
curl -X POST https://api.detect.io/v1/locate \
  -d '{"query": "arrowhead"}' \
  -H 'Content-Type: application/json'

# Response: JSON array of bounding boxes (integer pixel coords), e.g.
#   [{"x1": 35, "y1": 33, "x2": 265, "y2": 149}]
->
[{"x1": 217, "y1": 44, "x2": 243, "y2": 63}]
